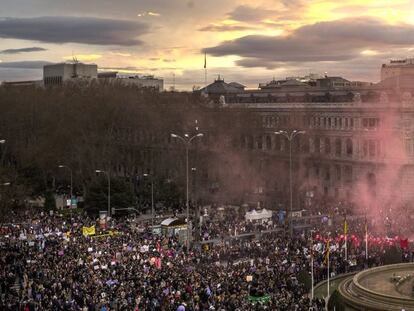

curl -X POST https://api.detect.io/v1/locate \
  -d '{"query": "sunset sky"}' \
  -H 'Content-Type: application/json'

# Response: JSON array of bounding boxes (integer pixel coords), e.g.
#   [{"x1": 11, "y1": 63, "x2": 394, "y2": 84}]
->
[{"x1": 1, "y1": 0, "x2": 414, "y2": 89}]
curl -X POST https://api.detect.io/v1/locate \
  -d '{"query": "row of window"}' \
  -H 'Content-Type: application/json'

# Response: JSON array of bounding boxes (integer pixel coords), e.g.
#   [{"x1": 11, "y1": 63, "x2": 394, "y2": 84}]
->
[
  {"x1": 305, "y1": 164, "x2": 353, "y2": 183},
  {"x1": 44, "y1": 76, "x2": 63, "y2": 85},
  {"x1": 240, "y1": 135, "x2": 381, "y2": 158},
  {"x1": 262, "y1": 115, "x2": 381, "y2": 131}
]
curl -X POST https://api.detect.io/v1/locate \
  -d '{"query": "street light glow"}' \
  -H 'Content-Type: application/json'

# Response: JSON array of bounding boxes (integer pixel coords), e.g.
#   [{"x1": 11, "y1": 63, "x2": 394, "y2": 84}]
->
[
  {"x1": 170, "y1": 133, "x2": 178, "y2": 138},
  {"x1": 196, "y1": 133, "x2": 204, "y2": 137},
  {"x1": 95, "y1": 169, "x2": 103, "y2": 173},
  {"x1": 0, "y1": 140, "x2": 5, "y2": 144}
]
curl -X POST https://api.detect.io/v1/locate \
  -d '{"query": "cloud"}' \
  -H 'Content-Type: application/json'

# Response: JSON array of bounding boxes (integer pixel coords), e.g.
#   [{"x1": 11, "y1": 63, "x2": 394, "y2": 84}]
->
[
  {"x1": 0, "y1": 47, "x2": 47, "y2": 54},
  {"x1": 63, "y1": 54, "x2": 102, "y2": 61},
  {"x1": 0, "y1": 16, "x2": 149, "y2": 46},
  {"x1": 137, "y1": 11, "x2": 161, "y2": 17},
  {"x1": 109, "y1": 52, "x2": 132, "y2": 57},
  {"x1": 0, "y1": 61, "x2": 52, "y2": 69},
  {"x1": 204, "y1": 17, "x2": 414, "y2": 68},
  {"x1": 198, "y1": 24, "x2": 254, "y2": 32},
  {"x1": 227, "y1": 5, "x2": 281, "y2": 23}
]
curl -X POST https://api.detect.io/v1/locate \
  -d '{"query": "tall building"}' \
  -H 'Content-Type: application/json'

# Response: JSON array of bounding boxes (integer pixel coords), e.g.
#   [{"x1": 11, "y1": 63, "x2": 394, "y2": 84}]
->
[{"x1": 43, "y1": 63, "x2": 98, "y2": 86}]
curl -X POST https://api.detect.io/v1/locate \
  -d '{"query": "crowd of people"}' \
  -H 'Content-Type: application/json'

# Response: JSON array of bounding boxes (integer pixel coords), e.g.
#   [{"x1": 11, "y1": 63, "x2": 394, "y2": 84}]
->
[{"x1": 0, "y1": 207, "x2": 412, "y2": 311}]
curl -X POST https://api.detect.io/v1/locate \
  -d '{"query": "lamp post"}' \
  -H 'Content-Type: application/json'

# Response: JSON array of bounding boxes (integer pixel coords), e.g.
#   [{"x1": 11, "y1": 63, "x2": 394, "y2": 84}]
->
[
  {"x1": 310, "y1": 229, "x2": 315, "y2": 300},
  {"x1": 58, "y1": 165, "x2": 73, "y2": 205},
  {"x1": 274, "y1": 129, "x2": 305, "y2": 237},
  {"x1": 95, "y1": 170, "x2": 111, "y2": 217},
  {"x1": 170, "y1": 132, "x2": 204, "y2": 246},
  {"x1": 143, "y1": 173, "x2": 154, "y2": 225}
]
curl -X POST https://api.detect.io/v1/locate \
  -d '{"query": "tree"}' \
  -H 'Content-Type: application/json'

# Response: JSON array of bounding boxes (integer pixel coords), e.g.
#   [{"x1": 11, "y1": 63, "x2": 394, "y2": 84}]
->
[
  {"x1": 85, "y1": 176, "x2": 135, "y2": 215},
  {"x1": 44, "y1": 191, "x2": 56, "y2": 211}
]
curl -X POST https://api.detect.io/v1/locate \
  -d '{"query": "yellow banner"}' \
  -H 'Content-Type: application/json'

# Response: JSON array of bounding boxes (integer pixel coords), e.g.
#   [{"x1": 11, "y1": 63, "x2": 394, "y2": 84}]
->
[{"x1": 82, "y1": 225, "x2": 96, "y2": 236}]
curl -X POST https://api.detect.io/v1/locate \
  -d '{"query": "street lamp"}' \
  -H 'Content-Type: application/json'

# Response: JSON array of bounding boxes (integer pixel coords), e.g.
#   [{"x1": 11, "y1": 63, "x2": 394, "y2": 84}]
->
[
  {"x1": 58, "y1": 165, "x2": 73, "y2": 204},
  {"x1": 143, "y1": 173, "x2": 155, "y2": 225},
  {"x1": 170, "y1": 132, "x2": 204, "y2": 246},
  {"x1": 274, "y1": 129, "x2": 305, "y2": 237},
  {"x1": 95, "y1": 169, "x2": 111, "y2": 217}
]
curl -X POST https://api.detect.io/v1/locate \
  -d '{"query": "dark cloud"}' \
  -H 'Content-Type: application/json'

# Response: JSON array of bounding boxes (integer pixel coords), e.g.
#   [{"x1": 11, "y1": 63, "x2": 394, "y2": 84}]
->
[
  {"x1": 198, "y1": 24, "x2": 254, "y2": 32},
  {"x1": 0, "y1": 61, "x2": 52, "y2": 69},
  {"x1": 0, "y1": 16, "x2": 149, "y2": 46},
  {"x1": 0, "y1": 47, "x2": 47, "y2": 54},
  {"x1": 204, "y1": 17, "x2": 414, "y2": 68}
]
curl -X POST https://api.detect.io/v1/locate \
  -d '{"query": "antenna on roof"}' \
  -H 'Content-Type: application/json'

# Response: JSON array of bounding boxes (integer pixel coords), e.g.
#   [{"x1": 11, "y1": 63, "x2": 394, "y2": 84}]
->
[{"x1": 71, "y1": 51, "x2": 79, "y2": 64}]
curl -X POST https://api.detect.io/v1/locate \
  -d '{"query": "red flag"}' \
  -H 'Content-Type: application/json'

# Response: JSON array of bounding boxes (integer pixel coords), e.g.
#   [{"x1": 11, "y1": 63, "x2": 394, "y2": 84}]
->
[{"x1": 400, "y1": 238, "x2": 408, "y2": 249}]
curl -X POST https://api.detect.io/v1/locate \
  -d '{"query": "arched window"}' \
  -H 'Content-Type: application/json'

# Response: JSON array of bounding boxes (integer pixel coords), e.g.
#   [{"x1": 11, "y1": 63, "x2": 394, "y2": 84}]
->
[
  {"x1": 346, "y1": 138, "x2": 353, "y2": 156},
  {"x1": 325, "y1": 138, "x2": 331, "y2": 154},
  {"x1": 335, "y1": 138, "x2": 342, "y2": 156}
]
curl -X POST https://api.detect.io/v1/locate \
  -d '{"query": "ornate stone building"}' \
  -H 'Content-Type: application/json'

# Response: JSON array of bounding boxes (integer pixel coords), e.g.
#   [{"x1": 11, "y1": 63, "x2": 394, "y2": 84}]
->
[{"x1": 198, "y1": 73, "x2": 414, "y2": 212}]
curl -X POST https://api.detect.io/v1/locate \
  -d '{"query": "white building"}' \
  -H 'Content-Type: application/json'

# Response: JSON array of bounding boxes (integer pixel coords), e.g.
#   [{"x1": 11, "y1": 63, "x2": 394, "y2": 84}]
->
[
  {"x1": 98, "y1": 72, "x2": 164, "y2": 91},
  {"x1": 43, "y1": 63, "x2": 98, "y2": 86}
]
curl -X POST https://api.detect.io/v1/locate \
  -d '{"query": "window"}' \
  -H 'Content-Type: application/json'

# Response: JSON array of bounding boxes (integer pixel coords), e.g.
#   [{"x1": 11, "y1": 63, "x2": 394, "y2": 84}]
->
[
  {"x1": 325, "y1": 138, "x2": 331, "y2": 154},
  {"x1": 266, "y1": 135, "x2": 272, "y2": 149},
  {"x1": 344, "y1": 166, "x2": 353, "y2": 183},
  {"x1": 335, "y1": 138, "x2": 342, "y2": 156},
  {"x1": 314, "y1": 136, "x2": 321, "y2": 153},
  {"x1": 346, "y1": 138, "x2": 353, "y2": 156},
  {"x1": 247, "y1": 136, "x2": 254, "y2": 149},
  {"x1": 363, "y1": 141, "x2": 368, "y2": 157},
  {"x1": 369, "y1": 140, "x2": 376, "y2": 157},
  {"x1": 315, "y1": 165, "x2": 320, "y2": 177},
  {"x1": 325, "y1": 166, "x2": 330, "y2": 181},
  {"x1": 240, "y1": 135, "x2": 245, "y2": 148},
  {"x1": 335, "y1": 165, "x2": 341, "y2": 181},
  {"x1": 257, "y1": 136, "x2": 263, "y2": 149},
  {"x1": 275, "y1": 135, "x2": 281, "y2": 151},
  {"x1": 294, "y1": 136, "x2": 300, "y2": 152},
  {"x1": 303, "y1": 137, "x2": 310, "y2": 153}
]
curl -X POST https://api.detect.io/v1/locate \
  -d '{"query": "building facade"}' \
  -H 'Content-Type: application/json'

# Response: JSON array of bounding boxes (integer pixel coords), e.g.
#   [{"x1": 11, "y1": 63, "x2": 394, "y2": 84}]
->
[
  {"x1": 43, "y1": 63, "x2": 98, "y2": 86},
  {"x1": 195, "y1": 72, "x2": 414, "y2": 212}
]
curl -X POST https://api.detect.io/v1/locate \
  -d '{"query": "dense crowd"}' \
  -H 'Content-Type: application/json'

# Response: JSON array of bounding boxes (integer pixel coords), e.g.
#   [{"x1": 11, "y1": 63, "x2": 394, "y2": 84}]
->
[{"x1": 0, "y1": 208, "x2": 412, "y2": 311}]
